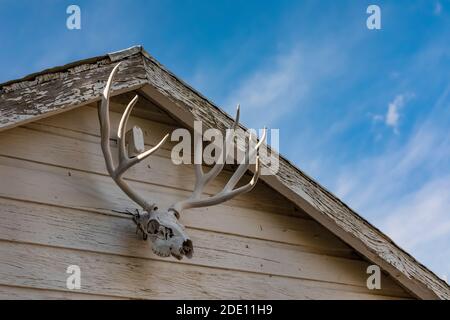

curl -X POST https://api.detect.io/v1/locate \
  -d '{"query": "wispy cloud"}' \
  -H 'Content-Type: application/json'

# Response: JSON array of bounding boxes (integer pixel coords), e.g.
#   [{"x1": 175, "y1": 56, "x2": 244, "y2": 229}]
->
[
  {"x1": 224, "y1": 47, "x2": 307, "y2": 127},
  {"x1": 382, "y1": 176, "x2": 450, "y2": 283},
  {"x1": 386, "y1": 95, "x2": 405, "y2": 132},
  {"x1": 372, "y1": 94, "x2": 412, "y2": 134},
  {"x1": 333, "y1": 86, "x2": 450, "y2": 277},
  {"x1": 382, "y1": 176, "x2": 450, "y2": 249},
  {"x1": 223, "y1": 41, "x2": 347, "y2": 129}
]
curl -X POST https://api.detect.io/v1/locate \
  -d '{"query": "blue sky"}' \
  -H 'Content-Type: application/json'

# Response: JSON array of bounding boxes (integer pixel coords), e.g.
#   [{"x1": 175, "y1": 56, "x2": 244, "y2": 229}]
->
[{"x1": 1, "y1": 0, "x2": 450, "y2": 281}]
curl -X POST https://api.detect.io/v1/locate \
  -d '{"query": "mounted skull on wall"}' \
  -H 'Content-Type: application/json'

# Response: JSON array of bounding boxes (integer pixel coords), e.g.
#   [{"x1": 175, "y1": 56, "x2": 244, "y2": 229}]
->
[
  {"x1": 98, "y1": 63, "x2": 266, "y2": 260},
  {"x1": 132, "y1": 209, "x2": 193, "y2": 260}
]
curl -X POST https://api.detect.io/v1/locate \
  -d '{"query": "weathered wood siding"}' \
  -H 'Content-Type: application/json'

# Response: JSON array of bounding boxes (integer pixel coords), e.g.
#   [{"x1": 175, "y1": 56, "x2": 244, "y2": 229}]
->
[{"x1": 0, "y1": 95, "x2": 413, "y2": 299}]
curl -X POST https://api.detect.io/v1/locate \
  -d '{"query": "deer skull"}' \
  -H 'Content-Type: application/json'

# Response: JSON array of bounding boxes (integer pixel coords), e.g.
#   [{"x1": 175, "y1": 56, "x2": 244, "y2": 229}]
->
[{"x1": 133, "y1": 209, "x2": 193, "y2": 260}]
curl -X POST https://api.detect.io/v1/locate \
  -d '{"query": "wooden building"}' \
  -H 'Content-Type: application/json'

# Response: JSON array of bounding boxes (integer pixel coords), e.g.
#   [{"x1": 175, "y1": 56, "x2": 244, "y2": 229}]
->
[{"x1": 0, "y1": 46, "x2": 448, "y2": 299}]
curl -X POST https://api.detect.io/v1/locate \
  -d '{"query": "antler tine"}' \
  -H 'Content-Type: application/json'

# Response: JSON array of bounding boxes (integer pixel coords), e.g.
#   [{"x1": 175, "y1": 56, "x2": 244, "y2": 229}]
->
[
  {"x1": 232, "y1": 104, "x2": 240, "y2": 130},
  {"x1": 182, "y1": 133, "x2": 265, "y2": 209},
  {"x1": 117, "y1": 95, "x2": 138, "y2": 162},
  {"x1": 203, "y1": 104, "x2": 240, "y2": 183},
  {"x1": 208, "y1": 155, "x2": 262, "y2": 206},
  {"x1": 191, "y1": 105, "x2": 240, "y2": 196},
  {"x1": 116, "y1": 95, "x2": 170, "y2": 174},
  {"x1": 222, "y1": 127, "x2": 266, "y2": 192},
  {"x1": 99, "y1": 62, "x2": 121, "y2": 177},
  {"x1": 170, "y1": 106, "x2": 266, "y2": 215},
  {"x1": 99, "y1": 62, "x2": 168, "y2": 212}
]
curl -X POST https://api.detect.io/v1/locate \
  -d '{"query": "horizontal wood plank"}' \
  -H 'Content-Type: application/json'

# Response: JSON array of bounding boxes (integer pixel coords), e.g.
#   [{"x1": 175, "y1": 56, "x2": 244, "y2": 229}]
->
[
  {"x1": 0, "y1": 240, "x2": 408, "y2": 300},
  {"x1": 36, "y1": 103, "x2": 301, "y2": 216},
  {"x1": 0, "y1": 197, "x2": 408, "y2": 296},
  {"x1": 0, "y1": 125, "x2": 300, "y2": 217},
  {"x1": 0, "y1": 284, "x2": 124, "y2": 300},
  {"x1": 37, "y1": 104, "x2": 179, "y2": 151},
  {"x1": 0, "y1": 155, "x2": 347, "y2": 252}
]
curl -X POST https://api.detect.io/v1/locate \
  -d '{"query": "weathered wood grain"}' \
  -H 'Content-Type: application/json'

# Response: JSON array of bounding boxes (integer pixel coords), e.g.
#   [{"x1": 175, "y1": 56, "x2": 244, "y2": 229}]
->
[
  {"x1": 0, "y1": 197, "x2": 410, "y2": 296},
  {"x1": 0, "y1": 240, "x2": 409, "y2": 300},
  {"x1": 0, "y1": 284, "x2": 124, "y2": 300},
  {"x1": 36, "y1": 104, "x2": 179, "y2": 151},
  {"x1": 0, "y1": 54, "x2": 147, "y2": 132}
]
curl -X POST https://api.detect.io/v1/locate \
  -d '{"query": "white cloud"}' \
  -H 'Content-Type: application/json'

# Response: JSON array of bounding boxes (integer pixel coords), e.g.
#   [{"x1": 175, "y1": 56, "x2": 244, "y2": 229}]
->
[
  {"x1": 386, "y1": 95, "x2": 404, "y2": 131},
  {"x1": 371, "y1": 94, "x2": 411, "y2": 134}
]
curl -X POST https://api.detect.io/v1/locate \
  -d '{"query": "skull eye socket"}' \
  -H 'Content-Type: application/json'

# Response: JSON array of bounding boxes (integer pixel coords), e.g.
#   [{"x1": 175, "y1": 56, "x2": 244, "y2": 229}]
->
[{"x1": 147, "y1": 220, "x2": 160, "y2": 234}]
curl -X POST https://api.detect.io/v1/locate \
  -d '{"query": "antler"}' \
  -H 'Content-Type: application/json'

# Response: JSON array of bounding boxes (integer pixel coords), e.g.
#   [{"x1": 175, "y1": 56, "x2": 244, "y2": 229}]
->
[
  {"x1": 98, "y1": 62, "x2": 169, "y2": 212},
  {"x1": 170, "y1": 105, "x2": 266, "y2": 216}
]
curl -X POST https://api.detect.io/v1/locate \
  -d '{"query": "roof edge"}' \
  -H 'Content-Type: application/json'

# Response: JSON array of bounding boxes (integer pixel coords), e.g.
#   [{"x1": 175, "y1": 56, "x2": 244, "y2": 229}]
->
[{"x1": 0, "y1": 45, "x2": 145, "y2": 92}]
